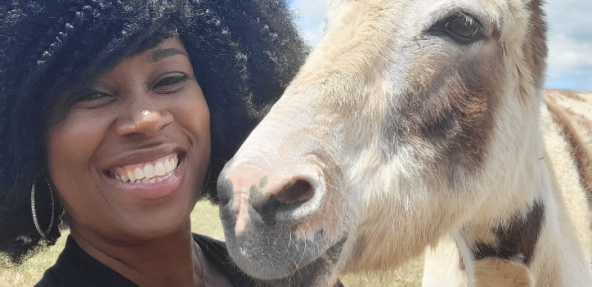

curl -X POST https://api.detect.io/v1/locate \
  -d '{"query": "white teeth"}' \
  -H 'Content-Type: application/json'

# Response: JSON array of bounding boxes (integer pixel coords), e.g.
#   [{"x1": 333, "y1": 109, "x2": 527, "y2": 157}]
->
[
  {"x1": 164, "y1": 160, "x2": 172, "y2": 174},
  {"x1": 114, "y1": 168, "x2": 124, "y2": 181},
  {"x1": 127, "y1": 170, "x2": 136, "y2": 182},
  {"x1": 155, "y1": 162, "x2": 165, "y2": 176},
  {"x1": 135, "y1": 168, "x2": 145, "y2": 180},
  {"x1": 144, "y1": 164, "x2": 155, "y2": 178},
  {"x1": 112, "y1": 154, "x2": 179, "y2": 183}
]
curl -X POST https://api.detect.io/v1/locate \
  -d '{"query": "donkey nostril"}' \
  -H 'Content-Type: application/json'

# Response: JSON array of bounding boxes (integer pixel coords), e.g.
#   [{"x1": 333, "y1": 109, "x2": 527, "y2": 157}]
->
[
  {"x1": 250, "y1": 178, "x2": 316, "y2": 221},
  {"x1": 275, "y1": 179, "x2": 314, "y2": 205}
]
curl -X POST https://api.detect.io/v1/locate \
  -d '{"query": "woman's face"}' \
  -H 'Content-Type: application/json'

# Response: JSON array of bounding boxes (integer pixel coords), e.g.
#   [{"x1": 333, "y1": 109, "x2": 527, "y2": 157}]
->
[{"x1": 47, "y1": 37, "x2": 211, "y2": 241}]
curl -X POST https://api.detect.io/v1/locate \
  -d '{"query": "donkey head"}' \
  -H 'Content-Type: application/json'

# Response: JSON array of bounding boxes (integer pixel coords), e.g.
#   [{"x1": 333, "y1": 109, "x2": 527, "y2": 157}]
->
[{"x1": 218, "y1": 0, "x2": 547, "y2": 285}]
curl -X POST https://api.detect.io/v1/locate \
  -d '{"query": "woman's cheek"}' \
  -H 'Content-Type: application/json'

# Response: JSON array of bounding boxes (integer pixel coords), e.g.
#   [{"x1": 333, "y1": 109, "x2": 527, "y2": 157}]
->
[{"x1": 48, "y1": 109, "x2": 112, "y2": 208}]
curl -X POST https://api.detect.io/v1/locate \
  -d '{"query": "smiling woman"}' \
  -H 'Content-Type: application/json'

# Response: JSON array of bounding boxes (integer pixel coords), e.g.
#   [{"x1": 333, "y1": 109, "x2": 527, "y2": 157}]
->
[
  {"x1": 0, "y1": 1, "x2": 307, "y2": 286},
  {"x1": 47, "y1": 38, "x2": 212, "y2": 244}
]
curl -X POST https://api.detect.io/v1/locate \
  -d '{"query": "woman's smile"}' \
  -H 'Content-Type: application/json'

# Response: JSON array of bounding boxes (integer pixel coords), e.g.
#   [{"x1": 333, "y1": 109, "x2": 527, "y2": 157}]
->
[
  {"x1": 109, "y1": 152, "x2": 179, "y2": 184},
  {"x1": 105, "y1": 149, "x2": 186, "y2": 200}
]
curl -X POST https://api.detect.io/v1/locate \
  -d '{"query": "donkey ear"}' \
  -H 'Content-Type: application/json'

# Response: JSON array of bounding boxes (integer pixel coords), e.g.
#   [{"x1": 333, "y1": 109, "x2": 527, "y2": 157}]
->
[
  {"x1": 326, "y1": 0, "x2": 345, "y2": 24},
  {"x1": 327, "y1": 0, "x2": 348, "y2": 6},
  {"x1": 325, "y1": 0, "x2": 356, "y2": 30}
]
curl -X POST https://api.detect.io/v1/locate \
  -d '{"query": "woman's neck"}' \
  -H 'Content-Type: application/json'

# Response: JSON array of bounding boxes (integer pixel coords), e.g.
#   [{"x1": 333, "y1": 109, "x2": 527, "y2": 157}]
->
[{"x1": 69, "y1": 220, "x2": 207, "y2": 287}]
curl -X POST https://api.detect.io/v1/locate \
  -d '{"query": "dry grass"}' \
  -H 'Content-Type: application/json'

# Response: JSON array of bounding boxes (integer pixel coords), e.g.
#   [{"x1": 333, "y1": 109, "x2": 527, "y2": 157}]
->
[
  {"x1": 341, "y1": 260, "x2": 423, "y2": 287},
  {"x1": 0, "y1": 201, "x2": 422, "y2": 286}
]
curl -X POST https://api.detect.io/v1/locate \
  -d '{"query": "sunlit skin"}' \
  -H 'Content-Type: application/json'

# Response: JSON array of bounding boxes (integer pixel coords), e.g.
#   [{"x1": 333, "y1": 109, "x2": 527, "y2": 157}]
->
[{"x1": 46, "y1": 38, "x2": 230, "y2": 287}]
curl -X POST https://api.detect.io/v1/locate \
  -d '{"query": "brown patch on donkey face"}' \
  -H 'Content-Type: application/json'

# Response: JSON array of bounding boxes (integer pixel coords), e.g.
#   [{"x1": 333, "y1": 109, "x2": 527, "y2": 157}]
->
[{"x1": 382, "y1": 49, "x2": 504, "y2": 176}]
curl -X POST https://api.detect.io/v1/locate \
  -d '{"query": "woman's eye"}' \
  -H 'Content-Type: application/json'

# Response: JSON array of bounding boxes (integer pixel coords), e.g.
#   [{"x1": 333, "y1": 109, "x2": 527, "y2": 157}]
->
[
  {"x1": 74, "y1": 91, "x2": 115, "y2": 108},
  {"x1": 153, "y1": 74, "x2": 188, "y2": 93},
  {"x1": 428, "y1": 13, "x2": 484, "y2": 45},
  {"x1": 84, "y1": 92, "x2": 110, "y2": 101}
]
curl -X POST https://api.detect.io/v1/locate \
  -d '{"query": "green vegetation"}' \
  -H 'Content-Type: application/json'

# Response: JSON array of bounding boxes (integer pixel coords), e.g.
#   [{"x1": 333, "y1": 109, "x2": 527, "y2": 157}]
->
[{"x1": 0, "y1": 201, "x2": 422, "y2": 286}]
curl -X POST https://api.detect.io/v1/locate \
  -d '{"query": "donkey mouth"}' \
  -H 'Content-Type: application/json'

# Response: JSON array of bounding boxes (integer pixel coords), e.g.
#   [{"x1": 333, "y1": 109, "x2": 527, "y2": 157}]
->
[
  {"x1": 220, "y1": 201, "x2": 346, "y2": 282},
  {"x1": 267, "y1": 237, "x2": 347, "y2": 287}
]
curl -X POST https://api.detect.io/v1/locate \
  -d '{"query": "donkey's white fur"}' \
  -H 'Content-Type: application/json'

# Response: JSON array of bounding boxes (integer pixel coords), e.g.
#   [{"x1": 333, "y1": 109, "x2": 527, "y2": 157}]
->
[{"x1": 217, "y1": 0, "x2": 592, "y2": 286}]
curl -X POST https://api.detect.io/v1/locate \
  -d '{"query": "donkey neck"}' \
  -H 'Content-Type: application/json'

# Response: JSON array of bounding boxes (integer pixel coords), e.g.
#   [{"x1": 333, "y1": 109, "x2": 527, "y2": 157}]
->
[{"x1": 455, "y1": 154, "x2": 590, "y2": 285}]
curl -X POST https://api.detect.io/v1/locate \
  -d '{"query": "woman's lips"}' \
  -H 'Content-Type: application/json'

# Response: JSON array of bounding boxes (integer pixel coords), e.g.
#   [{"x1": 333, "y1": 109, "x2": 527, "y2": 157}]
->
[{"x1": 106, "y1": 152, "x2": 186, "y2": 199}]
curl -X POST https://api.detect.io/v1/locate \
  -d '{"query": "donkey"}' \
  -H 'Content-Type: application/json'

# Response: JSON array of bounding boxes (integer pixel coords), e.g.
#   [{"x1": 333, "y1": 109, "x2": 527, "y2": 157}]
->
[{"x1": 217, "y1": 0, "x2": 592, "y2": 286}]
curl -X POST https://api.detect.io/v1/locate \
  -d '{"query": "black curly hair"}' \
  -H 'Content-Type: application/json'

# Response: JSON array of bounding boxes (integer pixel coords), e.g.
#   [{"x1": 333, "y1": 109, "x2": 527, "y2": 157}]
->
[{"x1": 0, "y1": 0, "x2": 307, "y2": 263}]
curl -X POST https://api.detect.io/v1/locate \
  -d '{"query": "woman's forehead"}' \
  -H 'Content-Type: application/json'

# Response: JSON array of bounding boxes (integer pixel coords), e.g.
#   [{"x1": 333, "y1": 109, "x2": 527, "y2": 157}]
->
[
  {"x1": 112, "y1": 37, "x2": 188, "y2": 66},
  {"x1": 149, "y1": 37, "x2": 189, "y2": 62},
  {"x1": 68, "y1": 37, "x2": 188, "y2": 88},
  {"x1": 104, "y1": 37, "x2": 189, "y2": 75}
]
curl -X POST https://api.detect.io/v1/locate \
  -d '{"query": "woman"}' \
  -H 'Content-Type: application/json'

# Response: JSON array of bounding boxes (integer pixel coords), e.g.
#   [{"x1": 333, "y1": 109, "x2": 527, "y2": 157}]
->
[{"x1": 0, "y1": 1, "x2": 307, "y2": 286}]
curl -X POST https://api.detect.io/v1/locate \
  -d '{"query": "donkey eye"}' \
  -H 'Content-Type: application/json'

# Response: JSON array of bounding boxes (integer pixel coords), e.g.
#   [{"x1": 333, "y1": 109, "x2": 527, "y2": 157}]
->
[{"x1": 429, "y1": 13, "x2": 485, "y2": 45}]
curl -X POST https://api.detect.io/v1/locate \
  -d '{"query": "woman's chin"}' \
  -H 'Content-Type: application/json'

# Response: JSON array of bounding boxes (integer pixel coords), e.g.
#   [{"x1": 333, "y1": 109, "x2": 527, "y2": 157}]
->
[
  {"x1": 111, "y1": 196, "x2": 196, "y2": 241},
  {"x1": 115, "y1": 214, "x2": 194, "y2": 241}
]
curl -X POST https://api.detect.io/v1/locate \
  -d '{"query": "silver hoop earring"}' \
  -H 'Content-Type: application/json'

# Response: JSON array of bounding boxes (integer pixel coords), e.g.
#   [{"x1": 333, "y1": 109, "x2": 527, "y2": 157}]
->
[{"x1": 31, "y1": 179, "x2": 55, "y2": 239}]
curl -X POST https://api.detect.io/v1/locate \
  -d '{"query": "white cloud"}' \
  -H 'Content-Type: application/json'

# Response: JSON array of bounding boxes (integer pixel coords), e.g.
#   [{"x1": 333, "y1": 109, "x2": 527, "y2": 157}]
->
[
  {"x1": 287, "y1": 1, "x2": 592, "y2": 91},
  {"x1": 548, "y1": 34, "x2": 592, "y2": 76},
  {"x1": 545, "y1": 0, "x2": 592, "y2": 90}
]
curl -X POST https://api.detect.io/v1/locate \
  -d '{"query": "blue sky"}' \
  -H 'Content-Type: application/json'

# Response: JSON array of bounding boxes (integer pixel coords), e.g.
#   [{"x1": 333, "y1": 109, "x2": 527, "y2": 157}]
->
[{"x1": 284, "y1": 0, "x2": 591, "y2": 91}]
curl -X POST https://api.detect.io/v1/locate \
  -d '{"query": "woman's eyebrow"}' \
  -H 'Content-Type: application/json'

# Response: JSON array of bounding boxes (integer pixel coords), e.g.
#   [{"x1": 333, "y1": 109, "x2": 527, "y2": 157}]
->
[{"x1": 151, "y1": 48, "x2": 189, "y2": 62}]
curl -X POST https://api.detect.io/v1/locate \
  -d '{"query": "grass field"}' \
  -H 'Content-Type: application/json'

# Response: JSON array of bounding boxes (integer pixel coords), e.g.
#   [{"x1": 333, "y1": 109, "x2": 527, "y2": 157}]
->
[{"x1": 0, "y1": 201, "x2": 423, "y2": 287}]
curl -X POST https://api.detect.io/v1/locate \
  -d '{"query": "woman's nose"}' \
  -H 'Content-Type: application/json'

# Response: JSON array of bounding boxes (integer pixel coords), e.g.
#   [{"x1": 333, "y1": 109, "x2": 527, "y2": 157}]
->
[{"x1": 116, "y1": 108, "x2": 173, "y2": 137}]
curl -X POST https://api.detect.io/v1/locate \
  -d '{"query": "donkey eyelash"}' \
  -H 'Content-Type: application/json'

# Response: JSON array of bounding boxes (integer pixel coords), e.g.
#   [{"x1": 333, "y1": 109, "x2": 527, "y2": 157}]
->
[{"x1": 426, "y1": 11, "x2": 486, "y2": 45}]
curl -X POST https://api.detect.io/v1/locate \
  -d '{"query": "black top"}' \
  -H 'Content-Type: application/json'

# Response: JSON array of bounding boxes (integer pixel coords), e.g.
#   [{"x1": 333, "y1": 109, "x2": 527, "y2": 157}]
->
[{"x1": 34, "y1": 234, "x2": 269, "y2": 287}]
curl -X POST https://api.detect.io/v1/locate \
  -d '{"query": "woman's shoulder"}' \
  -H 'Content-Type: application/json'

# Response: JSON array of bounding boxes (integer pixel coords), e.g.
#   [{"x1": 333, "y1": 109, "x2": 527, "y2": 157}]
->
[
  {"x1": 34, "y1": 236, "x2": 138, "y2": 287},
  {"x1": 193, "y1": 233, "x2": 271, "y2": 287},
  {"x1": 192, "y1": 233, "x2": 227, "y2": 257}
]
